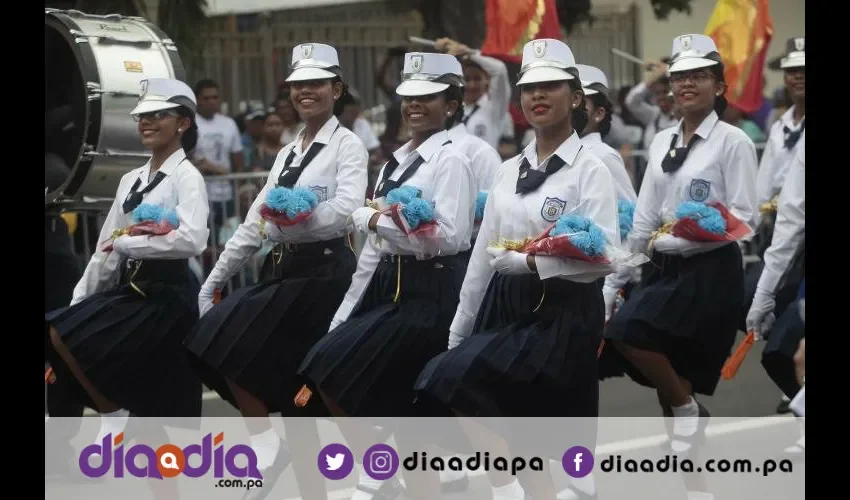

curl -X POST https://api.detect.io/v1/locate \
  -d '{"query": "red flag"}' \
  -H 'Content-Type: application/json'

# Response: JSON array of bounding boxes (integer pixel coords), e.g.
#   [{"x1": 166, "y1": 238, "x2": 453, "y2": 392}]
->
[
  {"x1": 705, "y1": 0, "x2": 774, "y2": 114},
  {"x1": 480, "y1": 0, "x2": 562, "y2": 63}
]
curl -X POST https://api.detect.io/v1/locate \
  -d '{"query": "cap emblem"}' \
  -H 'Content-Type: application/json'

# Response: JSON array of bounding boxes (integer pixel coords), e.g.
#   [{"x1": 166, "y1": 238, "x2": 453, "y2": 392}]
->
[
  {"x1": 532, "y1": 40, "x2": 547, "y2": 58},
  {"x1": 411, "y1": 55, "x2": 423, "y2": 73},
  {"x1": 301, "y1": 44, "x2": 313, "y2": 58},
  {"x1": 680, "y1": 35, "x2": 692, "y2": 51},
  {"x1": 794, "y1": 38, "x2": 805, "y2": 51}
]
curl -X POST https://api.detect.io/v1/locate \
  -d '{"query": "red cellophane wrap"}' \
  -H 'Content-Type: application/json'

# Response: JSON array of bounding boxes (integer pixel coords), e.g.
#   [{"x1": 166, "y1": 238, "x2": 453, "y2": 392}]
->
[
  {"x1": 386, "y1": 203, "x2": 438, "y2": 237},
  {"x1": 100, "y1": 221, "x2": 177, "y2": 252},
  {"x1": 259, "y1": 204, "x2": 312, "y2": 227},
  {"x1": 671, "y1": 202, "x2": 752, "y2": 243},
  {"x1": 520, "y1": 223, "x2": 611, "y2": 264}
]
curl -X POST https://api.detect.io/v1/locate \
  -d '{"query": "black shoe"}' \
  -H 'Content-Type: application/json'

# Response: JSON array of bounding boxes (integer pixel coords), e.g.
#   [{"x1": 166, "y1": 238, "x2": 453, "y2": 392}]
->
[
  {"x1": 440, "y1": 470, "x2": 469, "y2": 493},
  {"x1": 776, "y1": 398, "x2": 791, "y2": 414},
  {"x1": 354, "y1": 476, "x2": 404, "y2": 500},
  {"x1": 242, "y1": 440, "x2": 291, "y2": 500},
  {"x1": 661, "y1": 400, "x2": 711, "y2": 455}
]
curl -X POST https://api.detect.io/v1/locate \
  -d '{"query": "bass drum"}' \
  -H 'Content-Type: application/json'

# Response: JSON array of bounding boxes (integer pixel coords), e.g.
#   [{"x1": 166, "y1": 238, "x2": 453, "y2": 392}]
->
[{"x1": 45, "y1": 8, "x2": 186, "y2": 206}]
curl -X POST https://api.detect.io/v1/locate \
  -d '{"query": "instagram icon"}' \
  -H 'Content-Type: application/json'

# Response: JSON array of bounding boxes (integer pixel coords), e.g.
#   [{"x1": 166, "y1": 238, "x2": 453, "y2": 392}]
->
[{"x1": 363, "y1": 444, "x2": 399, "y2": 480}]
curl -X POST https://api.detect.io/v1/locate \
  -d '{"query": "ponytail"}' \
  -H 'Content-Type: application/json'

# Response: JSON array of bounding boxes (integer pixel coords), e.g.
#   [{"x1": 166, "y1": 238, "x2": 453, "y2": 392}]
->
[
  {"x1": 333, "y1": 78, "x2": 352, "y2": 117},
  {"x1": 709, "y1": 62, "x2": 728, "y2": 118},
  {"x1": 177, "y1": 107, "x2": 198, "y2": 154},
  {"x1": 567, "y1": 79, "x2": 588, "y2": 135}
]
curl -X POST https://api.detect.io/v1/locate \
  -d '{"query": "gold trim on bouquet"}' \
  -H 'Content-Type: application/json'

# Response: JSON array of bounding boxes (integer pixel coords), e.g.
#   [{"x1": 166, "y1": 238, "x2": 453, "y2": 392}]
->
[
  {"x1": 648, "y1": 222, "x2": 675, "y2": 250},
  {"x1": 759, "y1": 195, "x2": 779, "y2": 215},
  {"x1": 488, "y1": 238, "x2": 534, "y2": 252}
]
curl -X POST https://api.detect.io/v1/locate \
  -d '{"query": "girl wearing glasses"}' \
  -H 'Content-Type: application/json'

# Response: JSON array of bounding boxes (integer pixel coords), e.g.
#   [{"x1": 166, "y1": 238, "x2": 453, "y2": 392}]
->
[
  {"x1": 45, "y1": 78, "x2": 209, "y2": 446},
  {"x1": 603, "y1": 34, "x2": 758, "y2": 456}
]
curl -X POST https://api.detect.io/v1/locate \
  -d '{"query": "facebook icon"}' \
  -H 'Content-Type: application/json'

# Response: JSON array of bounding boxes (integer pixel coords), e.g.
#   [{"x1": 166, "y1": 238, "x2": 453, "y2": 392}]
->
[{"x1": 563, "y1": 446, "x2": 593, "y2": 478}]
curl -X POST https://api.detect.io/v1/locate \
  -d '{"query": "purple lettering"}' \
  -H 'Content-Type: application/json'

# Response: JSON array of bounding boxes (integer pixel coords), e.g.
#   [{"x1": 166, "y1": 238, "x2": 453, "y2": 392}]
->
[
  {"x1": 182, "y1": 433, "x2": 212, "y2": 478},
  {"x1": 125, "y1": 445, "x2": 162, "y2": 479},
  {"x1": 78, "y1": 435, "x2": 112, "y2": 478},
  {"x1": 225, "y1": 445, "x2": 262, "y2": 479}
]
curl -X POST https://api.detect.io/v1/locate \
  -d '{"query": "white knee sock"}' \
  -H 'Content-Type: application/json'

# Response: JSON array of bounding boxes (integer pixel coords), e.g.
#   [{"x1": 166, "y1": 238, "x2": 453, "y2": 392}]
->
[
  {"x1": 250, "y1": 427, "x2": 281, "y2": 470},
  {"x1": 96, "y1": 409, "x2": 129, "y2": 444},
  {"x1": 671, "y1": 397, "x2": 700, "y2": 453}
]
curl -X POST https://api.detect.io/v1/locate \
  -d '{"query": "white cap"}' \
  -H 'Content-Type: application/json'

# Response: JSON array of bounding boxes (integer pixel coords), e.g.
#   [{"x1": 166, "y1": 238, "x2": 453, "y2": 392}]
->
[
  {"x1": 130, "y1": 78, "x2": 196, "y2": 116},
  {"x1": 575, "y1": 64, "x2": 609, "y2": 96},
  {"x1": 286, "y1": 43, "x2": 342, "y2": 82},
  {"x1": 516, "y1": 39, "x2": 578, "y2": 86},
  {"x1": 396, "y1": 52, "x2": 464, "y2": 97},
  {"x1": 668, "y1": 34, "x2": 722, "y2": 73},
  {"x1": 780, "y1": 37, "x2": 805, "y2": 69}
]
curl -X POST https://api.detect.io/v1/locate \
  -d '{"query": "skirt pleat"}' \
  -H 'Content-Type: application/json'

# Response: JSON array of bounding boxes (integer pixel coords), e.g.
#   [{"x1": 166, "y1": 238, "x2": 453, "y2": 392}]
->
[
  {"x1": 184, "y1": 239, "x2": 356, "y2": 416},
  {"x1": 604, "y1": 243, "x2": 745, "y2": 396},
  {"x1": 298, "y1": 254, "x2": 466, "y2": 417},
  {"x1": 45, "y1": 259, "x2": 202, "y2": 418}
]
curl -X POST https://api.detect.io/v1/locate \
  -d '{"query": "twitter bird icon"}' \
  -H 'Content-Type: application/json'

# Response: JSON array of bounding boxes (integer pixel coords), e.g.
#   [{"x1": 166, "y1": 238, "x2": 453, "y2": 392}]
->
[{"x1": 318, "y1": 443, "x2": 354, "y2": 480}]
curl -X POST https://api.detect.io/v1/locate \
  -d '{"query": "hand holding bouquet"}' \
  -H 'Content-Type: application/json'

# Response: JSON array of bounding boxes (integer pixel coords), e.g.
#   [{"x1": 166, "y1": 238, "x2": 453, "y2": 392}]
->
[
  {"x1": 521, "y1": 214, "x2": 611, "y2": 264},
  {"x1": 100, "y1": 203, "x2": 180, "y2": 252},
  {"x1": 258, "y1": 186, "x2": 319, "y2": 227},
  {"x1": 670, "y1": 201, "x2": 752, "y2": 242},
  {"x1": 382, "y1": 185, "x2": 438, "y2": 237}
]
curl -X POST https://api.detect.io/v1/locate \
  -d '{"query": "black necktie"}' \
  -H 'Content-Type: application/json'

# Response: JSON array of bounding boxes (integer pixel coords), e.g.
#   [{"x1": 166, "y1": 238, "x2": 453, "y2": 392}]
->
[
  {"x1": 374, "y1": 140, "x2": 452, "y2": 198},
  {"x1": 661, "y1": 133, "x2": 700, "y2": 174},
  {"x1": 122, "y1": 171, "x2": 167, "y2": 214},
  {"x1": 461, "y1": 105, "x2": 479, "y2": 125},
  {"x1": 516, "y1": 154, "x2": 567, "y2": 195},
  {"x1": 783, "y1": 120, "x2": 805, "y2": 150},
  {"x1": 277, "y1": 124, "x2": 340, "y2": 188}
]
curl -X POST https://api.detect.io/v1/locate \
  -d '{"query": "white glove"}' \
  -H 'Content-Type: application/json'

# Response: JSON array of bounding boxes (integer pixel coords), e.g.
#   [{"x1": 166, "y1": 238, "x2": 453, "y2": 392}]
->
[
  {"x1": 602, "y1": 286, "x2": 620, "y2": 323},
  {"x1": 746, "y1": 289, "x2": 776, "y2": 341},
  {"x1": 486, "y1": 247, "x2": 533, "y2": 275},
  {"x1": 112, "y1": 235, "x2": 134, "y2": 255},
  {"x1": 350, "y1": 206, "x2": 379, "y2": 233},
  {"x1": 198, "y1": 287, "x2": 215, "y2": 318},
  {"x1": 448, "y1": 331, "x2": 466, "y2": 350}
]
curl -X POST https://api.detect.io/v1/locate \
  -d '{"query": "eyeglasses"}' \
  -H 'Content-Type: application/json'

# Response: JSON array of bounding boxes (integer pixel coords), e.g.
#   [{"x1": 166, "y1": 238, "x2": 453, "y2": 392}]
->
[
  {"x1": 669, "y1": 71, "x2": 715, "y2": 85},
  {"x1": 132, "y1": 109, "x2": 179, "y2": 122}
]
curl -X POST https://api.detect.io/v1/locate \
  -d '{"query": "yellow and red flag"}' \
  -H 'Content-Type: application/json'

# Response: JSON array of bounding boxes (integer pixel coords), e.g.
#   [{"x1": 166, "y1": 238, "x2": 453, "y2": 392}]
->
[
  {"x1": 705, "y1": 0, "x2": 774, "y2": 114},
  {"x1": 480, "y1": 0, "x2": 562, "y2": 63}
]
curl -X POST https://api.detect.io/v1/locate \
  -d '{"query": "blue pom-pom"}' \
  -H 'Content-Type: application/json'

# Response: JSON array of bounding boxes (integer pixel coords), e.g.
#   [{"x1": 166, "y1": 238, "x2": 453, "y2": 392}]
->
[
  {"x1": 162, "y1": 209, "x2": 180, "y2": 227},
  {"x1": 132, "y1": 203, "x2": 163, "y2": 223},
  {"x1": 266, "y1": 187, "x2": 292, "y2": 212},
  {"x1": 386, "y1": 185, "x2": 421, "y2": 206},
  {"x1": 549, "y1": 214, "x2": 606, "y2": 256},
  {"x1": 401, "y1": 197, "x2": 435, "y2": 229},
  {"x1": 617, "y1": 199, "x2": 635, "y2": 239},
  {"x1": 286, "y1": 187, "x2": 319, "y2": 218},
  {"x1": 675, "y1": 201, "x2": 726, "y2": 234},
  {"x1": 475, "y1": 192, "x2": 488, "y2": 221}
]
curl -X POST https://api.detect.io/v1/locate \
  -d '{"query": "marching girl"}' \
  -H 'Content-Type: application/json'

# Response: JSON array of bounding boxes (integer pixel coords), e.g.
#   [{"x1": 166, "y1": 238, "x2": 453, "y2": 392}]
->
[
  {"x1": 602, "y1": 34, "x2": 758, "y2": 457},
  {"x1": 747, "y1": 131, "x2": 806, "y2": 456},
  {"x1": 297, "y1": 52, "x2": 474, "y2": 500},
  {"x1": 183, "y1": 43, "x2": 368, "y2": 499},
  {"x1": 44, "y1": 78, "x2": 208, "y2": 476},
  {"x1": 415, "y1": 39, "x2": 622, "y2": 500}
]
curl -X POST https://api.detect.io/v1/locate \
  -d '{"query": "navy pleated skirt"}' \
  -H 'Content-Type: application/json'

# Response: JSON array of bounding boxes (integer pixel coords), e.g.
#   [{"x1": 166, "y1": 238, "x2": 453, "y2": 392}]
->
[
  {"x1": 45, "y1": 259, "x2": 202, "y2": 418},
  {"x1": 604, "y1": 243, "x2": 744, "y2": 396},
  {"x1": 298, "y1": 253, "x2": 466, "y2": 417},
  {"x1": 414, "y1": 272, "x2": 603, "y2": 418},
  {"x1": 761, "y1": 300, "x2": 805, "y2": 398},
  {"x1": 184, "y1": 238, "x2": 355, "y2": 416}
]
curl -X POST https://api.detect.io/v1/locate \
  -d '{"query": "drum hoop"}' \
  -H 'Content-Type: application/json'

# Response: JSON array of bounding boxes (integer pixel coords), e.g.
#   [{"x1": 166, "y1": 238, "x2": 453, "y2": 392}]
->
[
  {"x1": 45, "y1": 11, "x2": 102, "y2": 200},
  {"x1": 142, "y1": 22, "x2": 186, "y2": 81}
]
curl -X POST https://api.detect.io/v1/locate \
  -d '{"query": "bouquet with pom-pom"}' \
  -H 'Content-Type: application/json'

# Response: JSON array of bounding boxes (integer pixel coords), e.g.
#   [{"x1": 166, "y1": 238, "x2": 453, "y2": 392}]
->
[
  {"x1": 100, "y1": 203, "x2": 180, "y2": 252},
  {"x1": 474, "y1": 191, "x2": 488, "y2": 224},
  {"x1": 521, "y1": 214, "x2": 612, "y2": 264},
  {"x1": 668, "y1": 201, "x2": 752, "y2": 243},
  {"x1": 618, "y1": 199, "x2": 635, "y2": 242},
  {"x1": 380, "y1": 185, "x2": 438, "y2": 237},
  {"x1": 258, "y1": 186, "x2": 319, "y2": 227}
]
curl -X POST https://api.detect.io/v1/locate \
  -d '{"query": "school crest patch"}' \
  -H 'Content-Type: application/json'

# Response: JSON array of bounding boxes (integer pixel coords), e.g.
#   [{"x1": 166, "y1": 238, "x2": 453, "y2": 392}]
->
[
  {"x1": 309, "y1": 185, "x2": 328, "y2": 203},
  {"x1": 689, "y1": 178, "x2": 711, "y2": 202},
  {"x1": 474, "y1": 124, "x2": 486, "y2": 137},
  {"x1": 541, "y1": 197, "x2": 567, "y2": 222}
]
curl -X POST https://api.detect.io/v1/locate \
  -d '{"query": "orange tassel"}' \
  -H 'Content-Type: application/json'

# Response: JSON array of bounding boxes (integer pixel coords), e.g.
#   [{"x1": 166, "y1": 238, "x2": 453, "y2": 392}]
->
[
  {"x1": 721, "y1": 330, "x2": 756, "y2": 380},
  {"x1": 45, "y1": 366, "x2": 56, "y2": 384},
  {"x1": 597, "y1": 339, "x2": 605, "y2": 359},
  {"x1": 213, "y1": 289, "x2": 222, "y2": 305},
  {"x1": 294, "y1": 385, "x2": 313, "y2": 408}
]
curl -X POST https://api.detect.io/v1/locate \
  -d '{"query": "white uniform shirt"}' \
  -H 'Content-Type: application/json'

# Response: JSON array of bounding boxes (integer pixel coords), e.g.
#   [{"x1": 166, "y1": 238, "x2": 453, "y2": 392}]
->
[
  {"x1": 195, "y1": 113, "x2": 243, "y2": 202},
  {"x1": 757, "y1": 131, "x2": 805, "y2": 294},
  {"x1": 756, "y1": 105, "x2": 805, "y2": 209},
  {"x1": 450, "y1": 131, "x2": 620, "y2": 339},
  {"x1": 203, "y1": 115, "x2": 368, "y2": 289},
  {"x1": 626, "y1": 111, "x2": 758, "y2": 259},
  {"x1": 462, "y1": 53, "x2": 511, "y2": 150},
  {"x1": 624, "y1": 82, "x2": 679, "y2": 150},
  {"x1": 581, "y1": 132, "x2": 637, "y2": 202},
  {"x1": 329, "y1": 130, "x2": 475, "y2": 328},
  {"x1": 71, "y1": 149, "x2": 210, "y2": 305}
]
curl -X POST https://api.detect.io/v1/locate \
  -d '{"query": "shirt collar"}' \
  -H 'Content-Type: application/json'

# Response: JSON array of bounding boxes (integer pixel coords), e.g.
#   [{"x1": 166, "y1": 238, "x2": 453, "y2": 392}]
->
[
  {"x1": 780, "y1": 105, "x2": 804, "y2": 129},
  {"x1": 520, "y1": 129, "x2": 583, "y2": 169},
  {"x1": 581, "y1": 132, "x2": 603, "y2": 145},
  {"x1": 141, "y1": 148, "x2": 187, "y2": 179},
  {"x1": 674, "y1": 110, "x2": 719, "y2": 146},
  {"x1": 393, "y1": 129, "x2": 451, "y2": 165},
  {"x1": 447, "y1": 123, "x2": 469, "y2": 141},
  {"x1": 294, "y1": 115, "x2": 340, "y2": 153}
]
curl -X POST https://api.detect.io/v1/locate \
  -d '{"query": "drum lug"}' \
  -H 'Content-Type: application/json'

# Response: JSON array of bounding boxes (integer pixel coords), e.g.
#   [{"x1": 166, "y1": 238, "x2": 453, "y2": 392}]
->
[
  {"x1": 86, "y1": 82, "x2": 140, "y2": 101},
  {"x1": 82, "y1": 146, "x2": 150, "y2": 160}
]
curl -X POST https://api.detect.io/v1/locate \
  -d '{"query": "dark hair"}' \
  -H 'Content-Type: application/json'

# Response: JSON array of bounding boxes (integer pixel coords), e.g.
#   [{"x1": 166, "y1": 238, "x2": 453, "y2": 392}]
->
[
  {"x1": 708, "y1": 61, "x2": 728, "y2": 117},
  {"x1": 589, "y1": 93, "x2": 614, "y2": 138},
  {"x1": 176, "y1": 107, "x2": 198, "y2": 154},
  {"x1": 193, "y1": 78, "x2": 219, "y2": 97},
  {"x1": 443, "y1": 85, "x2": 465, "y2": 129},
  {"x1": 567, "y1": 79, "x2": 589, "y2": 136}
]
